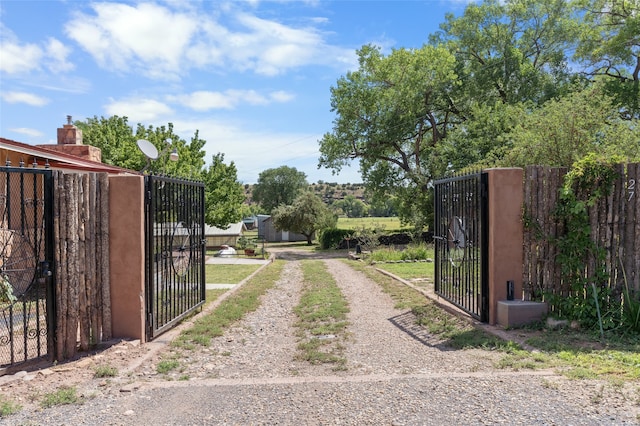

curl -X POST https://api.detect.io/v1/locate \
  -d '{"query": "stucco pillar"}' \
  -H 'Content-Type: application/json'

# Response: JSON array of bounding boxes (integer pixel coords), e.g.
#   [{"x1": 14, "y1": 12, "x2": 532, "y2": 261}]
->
[
  {"x1": 485, "y1": 168, "x2": 524, "y2": 325},
  {"x1": 109, "y1": 175, "x2": 146, "y2": 342}
]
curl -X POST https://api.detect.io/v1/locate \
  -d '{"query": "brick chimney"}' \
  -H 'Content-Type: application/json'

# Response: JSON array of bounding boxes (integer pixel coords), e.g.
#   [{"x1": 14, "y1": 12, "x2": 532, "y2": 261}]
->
[{"x1": 37, "y1": 116, "x2": 102, "y2": 162}]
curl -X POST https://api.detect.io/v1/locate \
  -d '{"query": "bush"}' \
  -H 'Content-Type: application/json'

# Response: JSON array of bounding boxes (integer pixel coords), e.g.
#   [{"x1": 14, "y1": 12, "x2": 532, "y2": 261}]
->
[{"x1": 319, "y1": 228, "x2": 352, "y2": 250}]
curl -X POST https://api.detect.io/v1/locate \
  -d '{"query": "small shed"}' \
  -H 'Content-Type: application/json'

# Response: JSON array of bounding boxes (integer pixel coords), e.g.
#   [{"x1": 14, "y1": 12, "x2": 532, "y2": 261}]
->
[
  {"x1": 204, "y1": 221, "x2": 247, "y2": 249},
  {"x1": 260, "y1": 216, "x2": 309, "y2": 243}
]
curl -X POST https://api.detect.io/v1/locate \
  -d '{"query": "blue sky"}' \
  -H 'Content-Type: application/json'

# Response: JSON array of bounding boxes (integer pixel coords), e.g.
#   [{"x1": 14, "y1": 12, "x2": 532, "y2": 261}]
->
[{"x1": 0, "y1": 0, "x2": 470, "y2": 184}]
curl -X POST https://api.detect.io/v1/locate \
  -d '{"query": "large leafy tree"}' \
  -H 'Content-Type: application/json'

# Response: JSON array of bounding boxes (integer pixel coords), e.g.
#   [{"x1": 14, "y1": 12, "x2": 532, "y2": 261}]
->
[
  {"x1": 271, "y1": 192, "x2": 337, "y2": 245},
  {"x1": 428, "y1": 0, "x2": 582, "y2": 170},
  {"x1": 252, "y1": 166, "x2": 308, "y2": 213},
  {"x1": 202, "y1": 154, "x2": 248, "y2": 227},
  {"x1": 432, "y1": 0, "x2": 579, "y2": 106},
  {"x1": 499, "y1": 84, "x2": 640, "y2": 166},
  {"x1": 76, "y1": 116, "x2": 206, "y2": 179},
  {"x1": 318, "y1": 44, "x2": 459, "y2": 228},
  {"x1": 574, "y1": 0, "x2": 640, "y2": 119}
]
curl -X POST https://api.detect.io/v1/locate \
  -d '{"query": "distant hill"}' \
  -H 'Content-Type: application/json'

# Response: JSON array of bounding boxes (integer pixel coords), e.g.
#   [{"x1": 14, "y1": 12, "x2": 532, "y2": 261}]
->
[{"x1": 243, "y1": 182, "x2": 366, "y2": 207}]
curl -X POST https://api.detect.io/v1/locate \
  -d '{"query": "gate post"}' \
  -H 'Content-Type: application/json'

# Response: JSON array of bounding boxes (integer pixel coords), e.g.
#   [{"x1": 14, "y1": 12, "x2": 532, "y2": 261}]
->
[
  {"x1": 108, "y1": 175, "x2": 146, "y2": 342},
  {"x1": 485, "y1": 168, "x2": 524, "y2": 325}
]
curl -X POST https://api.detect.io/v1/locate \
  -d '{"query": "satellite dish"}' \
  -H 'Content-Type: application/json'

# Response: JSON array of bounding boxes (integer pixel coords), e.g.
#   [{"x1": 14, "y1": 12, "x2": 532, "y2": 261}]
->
[{"x1": 137, "y1": 139, "x2": 159, "y2": 160}]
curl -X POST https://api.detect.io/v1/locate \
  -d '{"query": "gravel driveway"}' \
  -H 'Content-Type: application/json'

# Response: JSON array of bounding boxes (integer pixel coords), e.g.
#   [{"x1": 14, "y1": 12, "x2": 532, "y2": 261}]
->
[{"x1": 2, "y1": 249, "x2": 639, "y2": 425}]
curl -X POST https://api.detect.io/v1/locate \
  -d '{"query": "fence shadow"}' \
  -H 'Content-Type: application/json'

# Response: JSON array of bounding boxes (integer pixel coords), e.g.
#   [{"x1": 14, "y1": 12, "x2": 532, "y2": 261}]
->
[{"x1": 388, "y1": 311, "x2": 456, "y2": 351}]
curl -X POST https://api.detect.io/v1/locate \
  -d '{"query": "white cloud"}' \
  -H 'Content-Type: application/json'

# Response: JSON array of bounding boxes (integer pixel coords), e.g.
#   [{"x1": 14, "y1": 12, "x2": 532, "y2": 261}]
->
[
  {"x1": 168, "y1": 89, "x2": 295, "y2": 111},
  {"x1": 105, "y1": 97, "x2": 174, "y2": 123},
  {"x1": 9, "y1": 127, "x2": 44, "y2": 138},
  {"x1": 1, "y1": 91, "x2": 49, "y2": 106},
  {"x1": 270, "y1": 91, "x2": 295, "y2": 103},
  {"x1": 0, "y1": 25, "x2": 73, "y2": 75},
  {"x1": 66, "y1": 3, "x2": 197, "y2": 80},
  {"x1": 64, "y1": 2, "x2": 356, "y2": 80},
  {"x1": 0, "y1": 35, "x2": 43, "y2": 74},
  {"x1": 45, "y1": 38, "x2": 74, "y2": 73}
]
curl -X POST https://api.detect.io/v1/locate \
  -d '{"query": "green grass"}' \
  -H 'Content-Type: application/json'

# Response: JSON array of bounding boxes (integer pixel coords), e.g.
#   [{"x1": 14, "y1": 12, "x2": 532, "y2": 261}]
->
[
  {"x1": 0, "y1": 396, "x2": 21, "y2": 417},
  {"x1": 157, "y1": 359, "x2": 181, "y2": 374},
  {"x1": 374, "y1": 262, "x2": 434, "y2": 281},
  {"x1": 93, "y1": 365, "x2": 118, "y2": 378},
  {"x1": 205, "y1": 264, "x2": 262, "y2": 284},
  {"x1": 40, "y1": 386, "x2": 78, "y2": 408},
  {"x1": 173, "y1": 260, "x2": 285, "y2": 348},
  {"x1": 337, "y1": 216, "x2": 408, "y2": 231},
  {"x1": 346, "y1": 260, "x2": 428, "y2": 310},
  {"x1": 370, "y1": 244, "x2": 434, "y2": 262},
  {"x1": 294, "y1": 261, "x2": 350, "y2": 368}
]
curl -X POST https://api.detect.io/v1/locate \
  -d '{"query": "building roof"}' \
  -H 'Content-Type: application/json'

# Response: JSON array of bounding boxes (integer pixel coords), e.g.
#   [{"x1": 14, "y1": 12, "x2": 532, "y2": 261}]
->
[
  {"x1": 0, "y1": 137, "x2": 136, "y2": 174},
  {"x1": 204, "y1": 221, "x2": 247, "y2": 237}
]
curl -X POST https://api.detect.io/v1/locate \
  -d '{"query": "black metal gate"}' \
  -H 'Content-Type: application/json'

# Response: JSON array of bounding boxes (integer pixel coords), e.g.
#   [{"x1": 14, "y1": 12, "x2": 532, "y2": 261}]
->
[
  {"x1": 434, "y1": 171, "x2": 488, "y2": 321},
  {"x1": 0, "y1": 167, "x2": 55, "y2": 368},
  {"x1": 145, "y1": 175, "x2": 205, "y2": 340}
]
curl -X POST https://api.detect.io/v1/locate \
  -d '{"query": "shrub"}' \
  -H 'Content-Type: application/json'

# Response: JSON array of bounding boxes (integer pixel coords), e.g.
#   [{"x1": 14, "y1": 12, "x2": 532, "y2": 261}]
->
[{"x1": 319, "y1": 228, "x2": 352, "y2": 250}]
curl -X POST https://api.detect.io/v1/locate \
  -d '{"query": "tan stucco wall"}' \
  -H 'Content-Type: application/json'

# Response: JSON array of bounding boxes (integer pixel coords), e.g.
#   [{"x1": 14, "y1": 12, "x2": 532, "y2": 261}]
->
[
  {"x1": 486, "y1": 168, "x2": 524, "y2": 325},
  {"x1": 109, "y1": 175, "x2": 146, "y2": 342}
]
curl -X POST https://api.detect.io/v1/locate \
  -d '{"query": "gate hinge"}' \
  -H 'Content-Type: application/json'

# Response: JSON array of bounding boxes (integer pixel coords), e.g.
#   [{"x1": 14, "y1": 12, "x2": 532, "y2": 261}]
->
[{"x1": 480, "y1": 181, "x2": 488, "y2": 199}]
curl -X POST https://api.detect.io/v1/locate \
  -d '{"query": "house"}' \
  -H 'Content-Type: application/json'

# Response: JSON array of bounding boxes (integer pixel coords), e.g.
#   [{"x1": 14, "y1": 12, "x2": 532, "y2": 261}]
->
[
  {"x1": 1, "y1": 118, "x2": 133, "y2": 175},
  {"x1": 204, "y1": 221, "x2": 247, "y2": 249},
  {"x1": 258, "y1": 215, "x2": 308, "y2": 243}
]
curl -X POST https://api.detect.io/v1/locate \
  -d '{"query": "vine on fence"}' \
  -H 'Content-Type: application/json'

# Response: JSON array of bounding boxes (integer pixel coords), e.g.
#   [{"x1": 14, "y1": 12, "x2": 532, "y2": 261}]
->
[
  {"x1": 547, "y1": 154, "x2": 621, "y2": 329},
  {"x1": 0, "y1": 274, "x2": 17, "y2": 304}
]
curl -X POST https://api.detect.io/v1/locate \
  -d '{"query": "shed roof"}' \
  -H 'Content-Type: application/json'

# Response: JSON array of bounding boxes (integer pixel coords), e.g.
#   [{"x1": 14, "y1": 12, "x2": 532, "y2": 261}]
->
[{"x1": 204, "y1": 221, "x2": 247, "y2": 237}]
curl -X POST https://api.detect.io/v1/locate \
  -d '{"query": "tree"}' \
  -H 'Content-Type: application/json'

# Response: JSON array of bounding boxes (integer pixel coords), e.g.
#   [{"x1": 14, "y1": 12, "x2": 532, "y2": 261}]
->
[
  {"x1": 252, "y1": 166, "x2": 308, "y2": 213},
  {"x1": 76, "y1": 116, "x2": 206, "y2": 179},
  {"x1": 202, "y1": 154, "x2": 248, "y2": 227},
  {"x1": 432, "y1": 0, "x2": 579, "y2": 106},
  {"x1": 271, "y1": 192, "x2": 337, "y2": 245},
  {"x1": 335, "y1": 195, "x2": 368, "y2": 218},
  {"x1": 318, "y1": 44, "x2": 459, "y2": 229},
  {"x1": 574, "y1": 0, "x2": 640, "y2": 119},
  {"x1": 499, "y1": 83, "x2": 640, "y2": 167}
]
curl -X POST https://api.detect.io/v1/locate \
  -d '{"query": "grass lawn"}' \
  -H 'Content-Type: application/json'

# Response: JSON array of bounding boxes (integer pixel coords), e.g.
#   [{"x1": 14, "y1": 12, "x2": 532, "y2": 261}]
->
[
  {"x1": 205, "y1": 264, "x2": 262, "y2": 284},
  {"x1": 336, "y1": 217, "x2": 408, "y2": 231},
  {"x1": 374, "y1": 261, "x2": 434, "y2": 280}
]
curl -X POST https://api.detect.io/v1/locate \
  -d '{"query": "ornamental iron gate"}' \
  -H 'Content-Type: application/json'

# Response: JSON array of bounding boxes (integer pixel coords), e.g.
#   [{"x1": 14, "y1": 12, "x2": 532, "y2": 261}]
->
[
  {"x1": 0, "y1": 167, "x2": 55, "y2": 368},
  {"x1": 434, "y1": 172, "x2": 488, "y2": 321},
  {"x1": 145, "y1": 175, "x2": 205, "y2": 340}
]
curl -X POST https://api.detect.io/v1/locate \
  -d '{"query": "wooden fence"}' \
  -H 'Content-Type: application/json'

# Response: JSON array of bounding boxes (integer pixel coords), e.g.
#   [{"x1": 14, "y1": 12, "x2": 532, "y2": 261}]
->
[
  {"x1": 523, "y1": 163, "x2": 639, "y2": 305},
  {"x1": 53, "y1": 171, "x2": 111, "y2": 360}
]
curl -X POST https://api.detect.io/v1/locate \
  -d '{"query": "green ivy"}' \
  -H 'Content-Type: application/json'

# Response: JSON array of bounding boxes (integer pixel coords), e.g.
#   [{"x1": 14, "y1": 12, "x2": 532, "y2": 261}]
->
[
  {"x1": 0, "y1": 274, "x2": 16, "y2": 304},
  {"x1": 547, "y1": 154, "x2": 621, "y2": 329}
]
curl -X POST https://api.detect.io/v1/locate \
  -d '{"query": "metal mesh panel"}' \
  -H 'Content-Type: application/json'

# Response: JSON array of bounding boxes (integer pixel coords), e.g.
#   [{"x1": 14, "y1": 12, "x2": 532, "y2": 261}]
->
[
  {"x1": 0, "y1": 167, "x2": 54, "y2": 367},
  {"x1": 434, "y1": 172, "x2": 488, "y2": 321},
  {"x1": 145, "y1": 175, "x2": 205, "y2": 339}
]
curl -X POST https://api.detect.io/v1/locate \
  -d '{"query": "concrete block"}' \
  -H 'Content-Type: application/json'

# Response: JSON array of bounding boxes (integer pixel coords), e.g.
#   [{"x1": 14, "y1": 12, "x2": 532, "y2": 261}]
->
[{"x1": 497, "y1": 300, "x2": 547, "y2": 328}]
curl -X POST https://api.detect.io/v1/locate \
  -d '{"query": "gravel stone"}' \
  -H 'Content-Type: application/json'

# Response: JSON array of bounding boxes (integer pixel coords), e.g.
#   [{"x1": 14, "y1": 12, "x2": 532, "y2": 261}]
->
[{"x1": 1, "y1": 248, "x2": 639, "y2": 425}]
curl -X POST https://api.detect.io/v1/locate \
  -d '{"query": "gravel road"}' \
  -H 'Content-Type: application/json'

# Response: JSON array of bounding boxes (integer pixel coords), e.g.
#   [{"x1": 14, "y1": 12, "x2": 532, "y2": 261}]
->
[{"x1": 1, "y1": 250, "x2": 639, "y2": 425}]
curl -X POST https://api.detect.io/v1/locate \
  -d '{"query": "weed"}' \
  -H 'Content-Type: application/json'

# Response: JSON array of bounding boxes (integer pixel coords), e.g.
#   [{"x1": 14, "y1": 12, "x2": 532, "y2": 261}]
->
[
  {"x1": 93, "y1": 365, "x2": 118, "y2": 378},
  {"x1": 0, "y1": 396, "x2": 21, "y2": 417},
  {"x1": 156, "y1": 359, "x2": 180, "y2": 374},
  {"x1": 40, "y1": 386, "x2": 78, "y2": 408}
]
